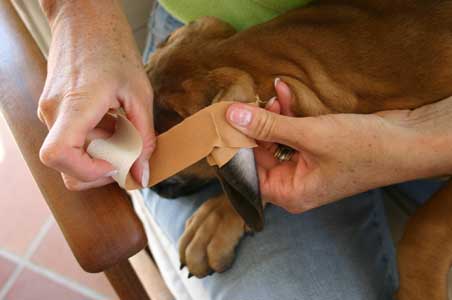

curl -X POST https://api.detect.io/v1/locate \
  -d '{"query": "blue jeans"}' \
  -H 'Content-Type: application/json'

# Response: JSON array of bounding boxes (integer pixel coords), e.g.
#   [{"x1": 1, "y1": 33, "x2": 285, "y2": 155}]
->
[{"x1": 141, "y1": 4, "x2": 443, "y2": 299}]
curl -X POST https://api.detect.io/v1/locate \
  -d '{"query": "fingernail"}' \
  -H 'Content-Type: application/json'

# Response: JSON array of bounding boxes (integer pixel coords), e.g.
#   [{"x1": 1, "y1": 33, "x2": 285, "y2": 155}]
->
[
  {"x1": 141, "y1": 161, "x2": 149, "y2": 188},
  {"x1": 105, "y1": 170, "x2": 119, "y2": 177},
  {"x1": 265, "y1": 96, "x2": 276, "y2": 109},
  {"x1": 228, "y1": 107, "x2": 252, "y2": 127},
  {"x1": 274, "y1": 77, "x2": 281, "y2": 89}
]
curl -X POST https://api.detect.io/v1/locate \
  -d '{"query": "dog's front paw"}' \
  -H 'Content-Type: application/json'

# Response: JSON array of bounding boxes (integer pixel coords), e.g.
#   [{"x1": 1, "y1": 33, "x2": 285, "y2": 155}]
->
[{"x1": 179, "y1": 194, "x2": 246, "y2": 278}]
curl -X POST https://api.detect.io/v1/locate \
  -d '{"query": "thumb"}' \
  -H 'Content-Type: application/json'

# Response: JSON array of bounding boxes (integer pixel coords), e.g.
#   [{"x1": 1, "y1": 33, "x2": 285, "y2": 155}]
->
[
  {"x1": 121, "y1": 91, "x2": 156, "y2": 188},
  {"x1": 226, "y1": 103, "x2": 301, "y2": 149}
]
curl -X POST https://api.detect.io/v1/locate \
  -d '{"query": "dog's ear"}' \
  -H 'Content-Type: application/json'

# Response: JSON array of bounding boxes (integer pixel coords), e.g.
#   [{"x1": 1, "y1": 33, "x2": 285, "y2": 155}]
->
[
  {"x1": 187, "y1": 17, "x2": 237, "y2": 39},
  {"x1": 208, "y1": 69, "x2": 263, "y2": 231},
  {"x1": 215, "y1": 149, "x2": 264, "y2": 232},
  {"x1": 165, "y1": 17, "x2": 236, "y2": 47},
  {"x1": 179, "y1": 68, "x2": 263, "y2": 231},
  {"x1": 208, "y1": 67, "x2": 257, "y2": 104},
  {"x1": 164, "y1": 67, "x2": 257, "y2": 118}
]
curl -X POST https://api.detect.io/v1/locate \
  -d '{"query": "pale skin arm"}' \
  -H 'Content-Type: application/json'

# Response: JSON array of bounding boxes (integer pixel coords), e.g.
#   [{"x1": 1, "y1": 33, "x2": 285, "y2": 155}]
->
[
  {"x1": 38, "y1": 0, "x2": 154, "y2": 190},
  {"x1": 227, "y1": 80, "x2": 452, "y2": 213}
]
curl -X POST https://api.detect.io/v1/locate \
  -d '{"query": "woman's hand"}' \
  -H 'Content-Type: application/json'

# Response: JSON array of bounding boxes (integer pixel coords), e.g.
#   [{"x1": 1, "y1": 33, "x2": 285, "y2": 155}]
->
[
  {"x1": 227, "y1": 80, "x2": 452, "y2": 213},
  {"x1": 38, "y1": 0, "x2": 155, "y2": 190}
]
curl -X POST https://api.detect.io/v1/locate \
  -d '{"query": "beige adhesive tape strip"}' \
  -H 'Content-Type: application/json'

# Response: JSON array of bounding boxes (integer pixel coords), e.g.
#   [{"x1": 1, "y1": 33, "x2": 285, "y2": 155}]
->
[{"x1": 87, "y1": 102, "x2": 257, "y2": 190}]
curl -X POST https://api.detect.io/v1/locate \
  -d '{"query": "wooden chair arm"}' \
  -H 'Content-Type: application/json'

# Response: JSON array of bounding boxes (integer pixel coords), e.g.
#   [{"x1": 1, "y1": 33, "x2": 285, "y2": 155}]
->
[{"x1": 0, "y1": 0, "x2": 147, "y2": 273}]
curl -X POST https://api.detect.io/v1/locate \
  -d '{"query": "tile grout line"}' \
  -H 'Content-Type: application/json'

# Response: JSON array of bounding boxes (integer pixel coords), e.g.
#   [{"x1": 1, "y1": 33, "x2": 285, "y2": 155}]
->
[
  {"x1": 0, "y1": 217, "x2": 54, "y2": 299},
  {"x1": 0, "y1": 250, "x2": 106, "y2": 300},
  {"x1": 0, "y1": 217, "x2": 53, "y2": 300},
  {"x1": 0, "y1": 218, "x2": 107, "y2": 300},
  {"x1": 24, "y1": 217, "x2": 54, "y2": 259}
]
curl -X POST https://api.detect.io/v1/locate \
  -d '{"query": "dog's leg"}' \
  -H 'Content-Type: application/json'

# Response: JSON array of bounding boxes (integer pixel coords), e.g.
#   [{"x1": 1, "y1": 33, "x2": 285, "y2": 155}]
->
[
  {"x1": 396, "y1": 180, "x2": 452, "y2": 300},
  {"x1": 178, "y1": 193, "x2": 246, "y2": 277}
]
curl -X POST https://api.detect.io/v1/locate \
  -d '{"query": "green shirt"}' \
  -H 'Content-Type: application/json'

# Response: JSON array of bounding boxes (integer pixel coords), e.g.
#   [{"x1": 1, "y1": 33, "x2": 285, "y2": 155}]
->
[{"x1": 158, "y1": 0, "x2": 313, "y2": 30}]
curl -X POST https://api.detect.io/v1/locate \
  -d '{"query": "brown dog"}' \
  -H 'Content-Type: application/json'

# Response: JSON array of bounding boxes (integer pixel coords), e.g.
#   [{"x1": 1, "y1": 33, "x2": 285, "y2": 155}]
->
[{"x1": 146, "y1": 1, "x2": 452, "y2": 299}]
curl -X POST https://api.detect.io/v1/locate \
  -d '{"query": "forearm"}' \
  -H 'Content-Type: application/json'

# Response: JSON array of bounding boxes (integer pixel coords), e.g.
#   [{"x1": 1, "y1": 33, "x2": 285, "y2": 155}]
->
[
  {"x1": 39, "y1": 0, "x2": 136, "y2": 53},
  {"x1": 380, "y1": 97, "x2": 452, "y2": 184},
  {"x1": 40, "y1": 0, "x2": 141, "y2": 79},
  {"x1": 40, "y1": 0, "x2": 125, "y2": 27}
]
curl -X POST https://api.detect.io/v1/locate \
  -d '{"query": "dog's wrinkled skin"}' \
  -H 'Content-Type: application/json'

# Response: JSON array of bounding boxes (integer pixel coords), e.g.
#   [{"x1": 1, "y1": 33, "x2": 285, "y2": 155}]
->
[{"x1": 146, "y1": 1, "x2": 452, "y2": 298}]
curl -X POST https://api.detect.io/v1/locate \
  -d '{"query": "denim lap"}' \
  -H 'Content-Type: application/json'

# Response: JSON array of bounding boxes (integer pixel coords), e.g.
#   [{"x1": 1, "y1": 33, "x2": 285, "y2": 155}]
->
[{"x1": 142, "y1": 185, "x2": 399, "y2": 300}]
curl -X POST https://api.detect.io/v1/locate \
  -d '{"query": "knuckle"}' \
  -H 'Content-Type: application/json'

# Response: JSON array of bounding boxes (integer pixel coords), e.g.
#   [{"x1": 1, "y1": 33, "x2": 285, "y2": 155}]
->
[
  {"x1": 253, "y1": 111, "x2": 277, "y2": 141},
  {"x1": 38, "y1": 97, "x2": 57, "y2": 119},
  {"x1": 39, "y1": 142, "x2": 65, "y2": 166}
]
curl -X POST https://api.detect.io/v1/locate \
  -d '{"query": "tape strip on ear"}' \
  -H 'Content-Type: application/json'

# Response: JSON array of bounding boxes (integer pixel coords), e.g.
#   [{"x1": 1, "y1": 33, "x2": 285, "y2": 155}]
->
[{"x1": 87, "y1": 102, "x2": 257, "y2": 189}]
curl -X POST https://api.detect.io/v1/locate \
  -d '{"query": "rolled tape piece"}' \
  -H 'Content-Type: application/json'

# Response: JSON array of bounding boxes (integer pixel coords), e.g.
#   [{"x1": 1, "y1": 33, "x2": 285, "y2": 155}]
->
[
  {"x1": 87, "y1": 113, "x2": 142, "y2": 189},
  {"x1": 87, "y1": 102, "x2": 257, "y2": 190}
]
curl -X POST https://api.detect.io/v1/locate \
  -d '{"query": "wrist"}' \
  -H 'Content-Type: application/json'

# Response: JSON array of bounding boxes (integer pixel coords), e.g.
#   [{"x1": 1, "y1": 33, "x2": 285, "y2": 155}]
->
[
  {"x1": 43, "y1": 0, "x2": 141, "y2": 67},
  {"x1": 380, "y1": 98, "x2": 452, "y2": 181},
  {"x1": 416, "y1": 129, "x2": 452, "y2": 177},
  {"x1": 408, "y1": 98, "x2": 452, "y2": 176},
  {"x1": 39, "y1": 0, "x2": 98, "y2": 25},
  {"x1": 40, "y1": 0, "x2": 125, "y2": 31}
]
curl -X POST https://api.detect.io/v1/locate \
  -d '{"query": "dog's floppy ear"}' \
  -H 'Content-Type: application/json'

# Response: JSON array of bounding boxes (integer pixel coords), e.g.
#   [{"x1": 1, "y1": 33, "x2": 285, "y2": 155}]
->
[
  {"x1": 165, "y1": 67, "x2": 257, "y2": 118},
  {"x1": 165, "y1": 17, "x2": 236, "y2": 47},
  {"x1": 215, "y1": 149, "x2": 264, "y2": 232},
  {"x1": 206, "y1": 70, "x2": 264, "y2": 231},
  {"x1": 187, "y1": 16, "x2": 237, "y2": 39},
  {"x1": 208, "y1": 67, "x2": 257, "y2": 104}
]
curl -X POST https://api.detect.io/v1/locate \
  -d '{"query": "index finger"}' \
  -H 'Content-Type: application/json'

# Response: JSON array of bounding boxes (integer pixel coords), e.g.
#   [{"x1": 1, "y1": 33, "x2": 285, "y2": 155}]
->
[{"x1": 40, "y1": 99, "x2": 117, "y2": 181}]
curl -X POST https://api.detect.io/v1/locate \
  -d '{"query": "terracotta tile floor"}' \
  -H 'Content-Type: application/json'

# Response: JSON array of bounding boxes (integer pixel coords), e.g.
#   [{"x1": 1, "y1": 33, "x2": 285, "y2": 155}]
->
[{"x1": 0, "y1": 113, "x2": 117, "y2": 300}]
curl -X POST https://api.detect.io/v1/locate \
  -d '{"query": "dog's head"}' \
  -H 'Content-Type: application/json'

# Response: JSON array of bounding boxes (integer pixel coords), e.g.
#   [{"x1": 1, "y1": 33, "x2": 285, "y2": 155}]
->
[{"x1": 146, "y1": 17, "x2": 264, "y2": 231}]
